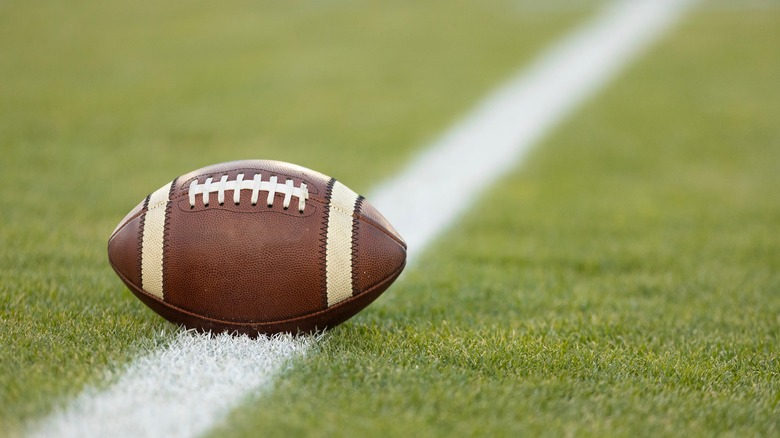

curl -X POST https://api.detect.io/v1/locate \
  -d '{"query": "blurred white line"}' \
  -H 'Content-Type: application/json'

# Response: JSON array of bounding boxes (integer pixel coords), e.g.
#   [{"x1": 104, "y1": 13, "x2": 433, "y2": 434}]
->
[
  {"x1": 29, "y1": 0, "x2": 694, "y2": 437},
  {"x1": 372, "y1": 0, "x2": 696, "y2": 264}
]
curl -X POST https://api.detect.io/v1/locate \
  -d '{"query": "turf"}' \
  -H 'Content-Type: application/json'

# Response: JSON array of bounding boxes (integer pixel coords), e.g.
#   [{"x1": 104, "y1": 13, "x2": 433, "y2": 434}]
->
[
  {"x1": 0, "y1": 0, "x2": 590, "y2": 434},
  {"x1": 211, "y1": 5, "x2": 780, "y2": 437}
]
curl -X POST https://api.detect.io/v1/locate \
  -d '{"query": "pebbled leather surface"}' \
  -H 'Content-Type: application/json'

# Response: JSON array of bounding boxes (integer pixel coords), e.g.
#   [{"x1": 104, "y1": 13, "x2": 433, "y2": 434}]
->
[
  {"x1": 108, "y1": 159, "x2": 407, "y2": 335},
  {"x1": 113, "y1": 259, "x2": 405, "y2": 335},
  {"x1": 353, "y1": 216, "x2": 406, "y2": 296},
  {"x1": 107, "y1": 214, "x2": 143, "y2": 289}
]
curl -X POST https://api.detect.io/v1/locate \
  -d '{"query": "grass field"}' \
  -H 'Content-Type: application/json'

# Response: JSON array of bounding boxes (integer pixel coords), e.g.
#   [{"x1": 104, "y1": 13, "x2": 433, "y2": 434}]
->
[
  {"x1": 2, "y1": 0, "x2": 779, "y2": 437},
  {"x1": 0, "y1": 0, "x2": 592, "y2": 435},
  {"x1": 214, "y1": 4, "x2": 780, "y2": 437}
]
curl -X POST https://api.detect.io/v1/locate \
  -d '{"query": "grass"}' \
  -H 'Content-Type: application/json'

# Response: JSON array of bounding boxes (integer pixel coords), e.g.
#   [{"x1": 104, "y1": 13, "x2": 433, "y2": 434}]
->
[
  {"x1": 0, "y1": 0, "x2": 591, "y2": 435},
  {"x1": 211, "y1": 5, "x2": 780, "y2": 437}
]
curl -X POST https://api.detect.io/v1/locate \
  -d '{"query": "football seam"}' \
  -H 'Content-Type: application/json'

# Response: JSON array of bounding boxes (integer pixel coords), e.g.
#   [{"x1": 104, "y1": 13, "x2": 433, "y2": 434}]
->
[
  {"x1": 354, "y1": 214, "x2": 406, "y2": 249},
  {"x1": 161, "y1": 178, "x2": 178, "y2": 300},
  {"x1": 108, "y1": 205, "x2": 145, "y2": 243},
  {"x1": 312, "y1": 197, "x2": 406, "y2": 249},
  {"x1": 107, "y1": 178, "x2": 325, "y2": 242},
  {"x1": 318, "y1": 178, "x2": 336, "y2": 310},
  {"x1": 351, "y1": 196, "x2": 365, "y2": 297},
  {"x1": 135, "y1": 195, "x2": 150, "y2": 288},
  {"x1": 109, "y1": 197, "x2": 404, "y2": 278},
  {"x1": 178, "y1": 167, "x2": 320, "y2": 199},
  {"x1": 112, "y1": 181, "x2": 402, "y2": 251}
]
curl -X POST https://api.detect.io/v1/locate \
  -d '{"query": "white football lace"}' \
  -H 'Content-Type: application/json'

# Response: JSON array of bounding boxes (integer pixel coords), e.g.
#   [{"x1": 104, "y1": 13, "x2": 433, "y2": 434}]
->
[{"x1": 188, "y1": 173, "x2": 309, "y2": 212}]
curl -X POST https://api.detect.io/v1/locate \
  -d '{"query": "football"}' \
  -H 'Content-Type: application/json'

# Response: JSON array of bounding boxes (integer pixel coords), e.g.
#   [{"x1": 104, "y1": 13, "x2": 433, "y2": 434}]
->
[{"x1": 107, "y1": 160, "x2": 407, "y2": 336}]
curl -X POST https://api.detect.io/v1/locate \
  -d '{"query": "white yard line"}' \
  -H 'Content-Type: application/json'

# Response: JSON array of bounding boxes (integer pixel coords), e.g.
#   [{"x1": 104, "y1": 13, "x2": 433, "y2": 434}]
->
[
  {"x1": 373, "y1": 0, "x2": 696, "y2": 262},
  {"x1": 29, "y1": 1, "x2": 694, "y2": 437},
  {"x1": 31, "y1": 332, "x2": 318, "y2": 438}
]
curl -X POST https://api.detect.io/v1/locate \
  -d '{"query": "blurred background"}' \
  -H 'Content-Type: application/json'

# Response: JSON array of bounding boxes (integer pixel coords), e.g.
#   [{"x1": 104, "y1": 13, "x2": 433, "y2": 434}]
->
[{"x1": 0, "y1": 0, "x2": 599, "y2": 193}]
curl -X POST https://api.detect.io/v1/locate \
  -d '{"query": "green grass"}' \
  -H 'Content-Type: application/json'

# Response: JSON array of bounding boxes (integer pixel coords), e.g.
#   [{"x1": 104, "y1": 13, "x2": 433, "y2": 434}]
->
[
  {"x1": 0, "y1": 0, "x2": 591, "y2": 434},
  {"x1": 212, "y1": 6, "x2": 780, "y2": 437}
]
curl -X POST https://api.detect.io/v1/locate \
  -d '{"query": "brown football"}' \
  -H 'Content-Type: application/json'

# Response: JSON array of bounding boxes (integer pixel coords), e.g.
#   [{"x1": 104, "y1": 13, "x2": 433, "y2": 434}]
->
[{"x1": 107, "y1": 160, "x2": 406, "y2": 336}]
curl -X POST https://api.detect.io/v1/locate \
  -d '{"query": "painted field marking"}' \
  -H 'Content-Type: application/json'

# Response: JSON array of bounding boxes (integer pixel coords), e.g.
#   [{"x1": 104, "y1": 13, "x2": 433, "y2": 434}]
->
[
  {"x1": 29, "y1": 0, "x2": 694, "y2": 436},
  {"x1": 31, "y1": 332, "x2": 318, "y2": 438},
  {"x1": 373, "y1": 0, "x2": 696, "y2": 262}
]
